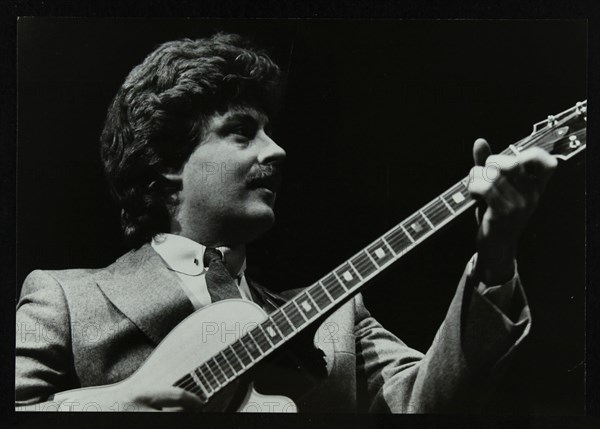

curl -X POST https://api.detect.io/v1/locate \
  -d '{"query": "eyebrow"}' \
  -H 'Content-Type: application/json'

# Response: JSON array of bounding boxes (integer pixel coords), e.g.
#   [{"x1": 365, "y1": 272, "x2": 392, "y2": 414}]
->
[{"x1": 223, "y1": 110, "x2": 269, "y2": 126}]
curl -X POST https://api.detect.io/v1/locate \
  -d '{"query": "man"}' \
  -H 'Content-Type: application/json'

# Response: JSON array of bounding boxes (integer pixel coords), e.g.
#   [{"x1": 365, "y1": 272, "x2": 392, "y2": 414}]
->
[{"x1": 15, "y1": 32, "x2": 557, "y2": 412}]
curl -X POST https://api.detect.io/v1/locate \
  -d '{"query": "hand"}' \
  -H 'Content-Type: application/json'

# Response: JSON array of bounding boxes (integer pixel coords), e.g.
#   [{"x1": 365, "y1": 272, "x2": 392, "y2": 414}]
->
[
  {"x1": 54, "y1": 384, "x2": 204, "y2": 412},
  {"x1": 467, "y1": 138, "x2": 557, "y2": 285}
]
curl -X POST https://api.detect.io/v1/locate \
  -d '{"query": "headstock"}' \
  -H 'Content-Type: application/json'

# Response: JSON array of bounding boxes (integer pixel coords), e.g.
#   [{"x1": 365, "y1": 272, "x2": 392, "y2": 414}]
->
[{"x1": 516, "y1": 100, "x2": 587, "y2": 161}]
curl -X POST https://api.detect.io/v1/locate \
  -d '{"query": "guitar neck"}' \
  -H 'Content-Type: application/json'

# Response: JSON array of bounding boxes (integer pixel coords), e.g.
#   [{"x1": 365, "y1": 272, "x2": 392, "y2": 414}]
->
[{"x1": 175, "y1": 100, "x2": 587, "y2": 403}]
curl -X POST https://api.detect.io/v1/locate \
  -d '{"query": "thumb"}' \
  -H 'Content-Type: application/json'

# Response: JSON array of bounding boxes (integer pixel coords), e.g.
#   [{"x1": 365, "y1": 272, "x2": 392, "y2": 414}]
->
[
  {"x1": 472, "y1": 138, "x2": 491, "y2": 226},
  {"x1": 473, "y1": 138, "x2": 491, "y2": 167}
]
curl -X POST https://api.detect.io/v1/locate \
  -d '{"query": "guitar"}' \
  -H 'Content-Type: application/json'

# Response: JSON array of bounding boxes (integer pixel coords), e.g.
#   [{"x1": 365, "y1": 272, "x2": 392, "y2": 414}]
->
[{"x1": 53, "y1": 101, "x2": 587, "y2": 412}]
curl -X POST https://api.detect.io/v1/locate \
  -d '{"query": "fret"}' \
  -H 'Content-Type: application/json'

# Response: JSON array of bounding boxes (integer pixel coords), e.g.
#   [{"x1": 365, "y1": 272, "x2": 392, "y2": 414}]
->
[
  {"x1": 227, "y1": 347, "x2": 246, "y2": 371},
  {"x1": 367, "y1": 239, "x2": 394, "y2": 267},
  {"x1": 321, "y1": 274, "x2": 346, "y2": 299},
  {"x1": 423, "y1": 199, "x2": 452, "y2": 227},
  {"x1": 230, "y1": 342, "x2": 251, "y2": 367},
  {"x1": 360, "y1": 246, "x2": 377, "y2": 270},
  {"x1": 241, "y1": 336, "x2": 262, "y2": 360},
  {"x1": 332, "y1": 271, "x2": 346, "y2": 291},
  {"x1": 255, "y1": 325, "x2": 275, "y2": 349},
  {"x1": 295, "y1": 292, "x2": 319, "y2": 319},
  {"x1": 400, "y1": 224, "x2": 415, "y2": 243},
  {"x1": 381, "y1": 236, "x2": 397, "y2": 255},
  {"x1": 403, "y1": 212, "x2": 432, "y2": 241},
  {"x1": 440, "y1": 196, "x2": 455, "y2": 214},
  {"x1": 444, "y1": 182, "x2": 471, "y2": 212},
  {"x1": 190, "y1": 370, "x2": 211, "y2": 396},
  {"x1": 307, "y1": 283, "x2": 332, "y2": 309},
  {"x1": 246, "y1": 333, "x2": 267, "y2": 356},
  {"x1": 218, "y1": 351, "x2": 236, "y2": 378},
  {"x1": 291, "y1": 300, "x2": 308, "y2": 322},
  {"x1": 285, "y1": 301, "x2": 307, "y2": 327},
  {"x1": 201, "y1": 362, "x2": 219, "y2": 388},
  {"x1": 320, "y1": 281, "x2": 335, "y2": 300},
  {"x1": 212, "y1": 356, "x2": 230, "y2": 381},
  {"x1": 348, "y1": 260, "x2": 362, "y2": 279},
  {"x1": 272, "y1": 311, "x2": 295, "y2": 337},
  {"x1": 335, "y1": 262, "x2": 361, "y2": 288},
  {"x1": 222, "y1": 347, "x2": 243, "y2": 373},
  {"x1": 281, "y1": 308, "x2": 298, "y2": 331},
  {"x1": 206, "y1": 358, "x2": 226, "y2": 385},
  {"x1": 194, "y1": 368, "x2": 213, "y2": 394},
  {"x1": 509, "y1": 144, "x2": 520, "y2": 155},
  {"x1": 419, "y1": 209, "x2": 435, "y2": 229},
  {"x1": 261, "y1": 318, "x2": 284, "y2": 345},
  {"x1": 386, "y1": 225, "x2": 413, "y2": 255}
]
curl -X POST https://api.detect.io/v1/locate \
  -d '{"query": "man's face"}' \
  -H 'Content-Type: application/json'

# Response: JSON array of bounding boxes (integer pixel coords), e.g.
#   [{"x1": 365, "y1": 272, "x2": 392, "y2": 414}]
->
[{"x1": 174, "y1": 105, "x2": 286, "y2": 246}]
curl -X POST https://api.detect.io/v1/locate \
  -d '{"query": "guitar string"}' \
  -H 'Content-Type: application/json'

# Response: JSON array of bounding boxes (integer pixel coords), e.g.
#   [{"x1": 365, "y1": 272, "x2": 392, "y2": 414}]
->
[
  {"x1": 175, "y1": 129, "x2": 582, "y2": 398},
  {"x1": 173, "y1": 107, "x2": 586, "y2": 398},
  {"x1": 344, "y1": 123, "x2": 585, "y2": 277},
  {"x1": 178, "y1": 135, "x2": 586, "y2": 398},
  {"x1": 175, "y1": 130, "x2": 583, "y2": 397},
  {"x1": 341, "y1": 125, "x2": 587, "y2": 289}
]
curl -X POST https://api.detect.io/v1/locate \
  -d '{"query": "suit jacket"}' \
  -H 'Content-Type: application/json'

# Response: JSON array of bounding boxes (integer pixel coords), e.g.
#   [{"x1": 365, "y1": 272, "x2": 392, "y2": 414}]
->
[{"x1": 16, "y1": 243, "x2": 530, "y2": 412}]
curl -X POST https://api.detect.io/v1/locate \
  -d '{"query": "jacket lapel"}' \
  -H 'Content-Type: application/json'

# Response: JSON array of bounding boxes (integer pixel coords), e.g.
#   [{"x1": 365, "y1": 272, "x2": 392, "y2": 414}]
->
[
  {"x1": 94, "y1": 243, "x2": 195, "y2": 345},
  {"x1": 246, "y1": 277, "x2": 288, "y2": 313}
]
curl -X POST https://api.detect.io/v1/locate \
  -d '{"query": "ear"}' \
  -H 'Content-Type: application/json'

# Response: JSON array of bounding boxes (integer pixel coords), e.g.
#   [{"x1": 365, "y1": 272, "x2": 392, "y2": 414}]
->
[
  {"x1": 162, "y1": 172, "x2": 183, "y2": 185},
  {"x1": 154, "y1": 171, "x2": 184, "y2": 196}
]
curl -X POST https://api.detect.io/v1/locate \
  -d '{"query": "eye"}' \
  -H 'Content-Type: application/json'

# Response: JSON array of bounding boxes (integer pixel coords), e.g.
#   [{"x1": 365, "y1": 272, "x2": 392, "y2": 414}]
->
[{"x1": 231, "y1": 123, "x2": 258, "y2": 142}]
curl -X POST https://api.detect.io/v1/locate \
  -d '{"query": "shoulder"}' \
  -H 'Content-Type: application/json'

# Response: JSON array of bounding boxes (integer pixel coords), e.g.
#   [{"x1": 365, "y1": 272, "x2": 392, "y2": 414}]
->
[{"x1": 18, "y1": 247, "x2": 139, "y2": 300}]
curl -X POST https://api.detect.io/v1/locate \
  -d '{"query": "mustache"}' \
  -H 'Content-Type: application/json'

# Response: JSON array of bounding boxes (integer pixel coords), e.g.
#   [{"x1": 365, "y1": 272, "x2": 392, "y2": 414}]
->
[{"x1": 245, "y1": 164, "x2": 283, "y2": 190}]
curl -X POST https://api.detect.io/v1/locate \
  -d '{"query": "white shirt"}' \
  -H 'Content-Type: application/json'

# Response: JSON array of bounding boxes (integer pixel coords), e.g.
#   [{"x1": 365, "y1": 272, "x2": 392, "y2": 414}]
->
[{"x1": 151, "y1": 233, "x2": 253, "y2": 310}]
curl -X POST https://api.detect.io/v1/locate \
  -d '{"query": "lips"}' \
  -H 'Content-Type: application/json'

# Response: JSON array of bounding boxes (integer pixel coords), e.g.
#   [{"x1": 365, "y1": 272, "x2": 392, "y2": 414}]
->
[{"x1": 247, "y1": 172, "x2": 282, "y2": 193}]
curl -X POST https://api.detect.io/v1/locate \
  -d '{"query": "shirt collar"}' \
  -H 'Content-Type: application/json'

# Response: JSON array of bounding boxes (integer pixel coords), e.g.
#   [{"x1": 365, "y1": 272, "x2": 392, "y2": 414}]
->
[{"x1": 151, "y1": 233, "x2": 246, "y2": 277}]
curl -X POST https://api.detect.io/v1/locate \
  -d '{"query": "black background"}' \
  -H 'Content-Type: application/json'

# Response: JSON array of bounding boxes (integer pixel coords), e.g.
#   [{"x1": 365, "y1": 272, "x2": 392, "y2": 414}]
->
[{"x1": 17, "y1": 19, "x2": 586, "y2": 414}]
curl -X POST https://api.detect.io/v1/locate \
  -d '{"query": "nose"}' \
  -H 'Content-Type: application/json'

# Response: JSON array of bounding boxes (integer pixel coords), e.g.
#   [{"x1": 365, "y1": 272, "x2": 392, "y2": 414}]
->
[{"x1": 256, "y1": 129, "x2": 286, "y2": 165}]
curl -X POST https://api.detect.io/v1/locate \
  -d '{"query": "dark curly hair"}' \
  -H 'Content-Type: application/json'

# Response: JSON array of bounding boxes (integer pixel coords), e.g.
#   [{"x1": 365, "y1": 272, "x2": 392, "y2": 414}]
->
[{"x1": 100, "y1": 33, "x2": 283, "y2": 248}]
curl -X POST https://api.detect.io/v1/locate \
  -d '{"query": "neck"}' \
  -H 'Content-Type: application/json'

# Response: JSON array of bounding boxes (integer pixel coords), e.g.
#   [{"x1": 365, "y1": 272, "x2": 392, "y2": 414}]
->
[{"x1": 171, "y1": 213, "x2": 270, "y2": 248}]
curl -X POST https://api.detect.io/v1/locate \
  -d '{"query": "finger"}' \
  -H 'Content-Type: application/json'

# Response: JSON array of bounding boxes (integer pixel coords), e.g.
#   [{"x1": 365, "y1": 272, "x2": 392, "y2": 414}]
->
[
  {"x1": 467, "y1": 166, "x2": 493, "y2": 198},
  {"x1": 475, "y1": 204, "x2": 484, "y2": 226},
  {"x1": 517, "y1": 147, "x2": 558, "y2": 187},
  {"x1": 473, "y1": 138, "x2": 492, "y2": 167},
  {"x1": 493, "y1": 175, "x2": 529, "y2": 213},
  {"x1": 469, "y1": 168, "x2": 519, "y2": 217},
  {"x1": 482, "y1": 182, "x2": 513, "y2": 216},
  {"x1": 140, "y1": 387, "x2": 204, "y2": 411},
  {"x1": 484, "y1": 154, "x2": 522, "y2": 180}
]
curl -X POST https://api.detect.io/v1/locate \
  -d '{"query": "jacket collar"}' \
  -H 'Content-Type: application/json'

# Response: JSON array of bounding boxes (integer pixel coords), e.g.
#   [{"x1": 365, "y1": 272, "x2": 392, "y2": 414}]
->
[{"x1": 94, "y1": 243, "x2": 195, "y2": 345}]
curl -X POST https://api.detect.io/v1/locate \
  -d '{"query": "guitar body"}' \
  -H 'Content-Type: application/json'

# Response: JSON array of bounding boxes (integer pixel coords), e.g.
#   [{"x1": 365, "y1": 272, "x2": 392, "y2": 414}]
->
[{"x1": 54, "y1": 300, "x2": 299, "y2": 412}]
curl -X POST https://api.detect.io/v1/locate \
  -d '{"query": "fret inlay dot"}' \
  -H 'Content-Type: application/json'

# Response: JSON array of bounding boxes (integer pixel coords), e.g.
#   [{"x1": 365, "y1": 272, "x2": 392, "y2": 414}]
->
[
  {"x1": 342, "y1": 271, "x2": 353, "y2": 282},
  {"x1": 301, "y1": 301, "x2": 312, "y2": 312},
  {"x1": 266, "y1": 326, "x2": 276, "y2": 337},
  {"x1": 411, "y1": 222, "x2": 422, "y2": 233},
  {"x1": 375, "y1": 248, "x2": 386, "y2": 259},
  {"x1": 452, "y1": 192, "x2": 465, "y2": 203}
]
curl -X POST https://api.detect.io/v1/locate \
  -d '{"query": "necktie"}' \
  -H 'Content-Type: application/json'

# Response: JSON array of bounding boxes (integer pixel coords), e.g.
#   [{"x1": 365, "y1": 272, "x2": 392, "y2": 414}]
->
[{"x1": 203, "y1": 247, "x2": 242, "y2": 302}]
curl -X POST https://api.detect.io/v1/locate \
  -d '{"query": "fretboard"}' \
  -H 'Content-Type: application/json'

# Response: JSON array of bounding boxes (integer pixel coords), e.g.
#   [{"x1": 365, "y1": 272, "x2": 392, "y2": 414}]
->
[{"x1": 174, "y1": 101, "x2": 587, "y2": 402}]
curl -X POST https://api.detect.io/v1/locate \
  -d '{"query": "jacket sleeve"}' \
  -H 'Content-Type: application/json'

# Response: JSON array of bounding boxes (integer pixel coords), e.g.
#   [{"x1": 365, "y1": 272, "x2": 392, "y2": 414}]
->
[
  {"x1": 354, "y1": 258, "x2": 530, "y2": 413},
  {"x1": 15, "y1": 270, "x2": 74, "y2": 407}
]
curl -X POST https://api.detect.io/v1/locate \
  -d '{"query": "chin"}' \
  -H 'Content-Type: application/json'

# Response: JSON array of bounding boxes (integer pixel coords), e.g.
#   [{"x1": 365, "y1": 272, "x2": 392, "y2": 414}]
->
[
  {"x1": 226, "y1": 205, "x2": 276, "y2": 243},
  {"x1": 248, "y1": 206, "x2": 276, "y2": 230}
]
